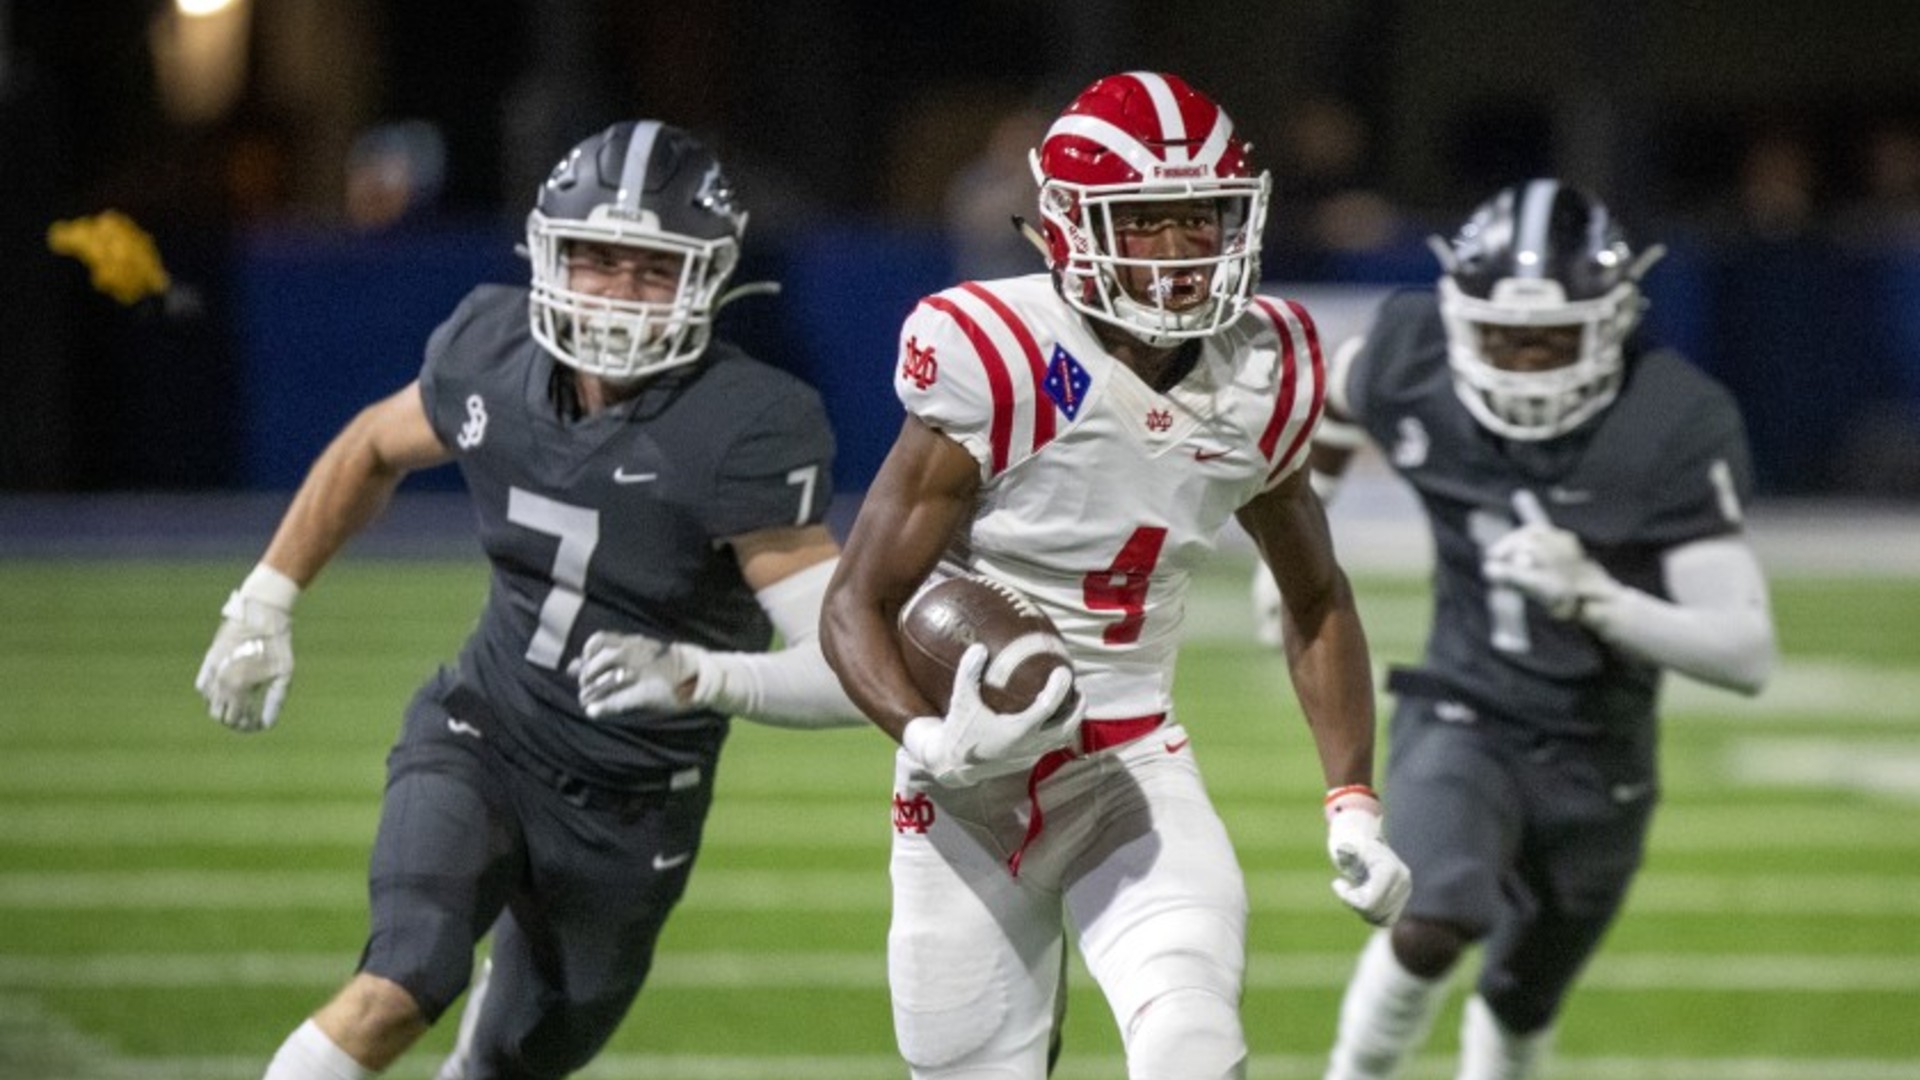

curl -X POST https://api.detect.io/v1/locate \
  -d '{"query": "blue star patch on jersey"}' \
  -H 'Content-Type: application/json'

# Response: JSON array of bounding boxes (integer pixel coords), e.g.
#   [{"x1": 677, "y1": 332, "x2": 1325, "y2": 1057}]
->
[{"x1": 1043, "y1": 344, "x2": 1091, "y2": 420}]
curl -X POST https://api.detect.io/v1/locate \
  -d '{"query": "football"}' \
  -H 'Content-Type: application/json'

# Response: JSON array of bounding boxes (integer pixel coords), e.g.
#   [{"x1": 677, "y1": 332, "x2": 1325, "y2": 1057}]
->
[{"x1": 897, "y1": 573, "x2": 1075, "y2": 716}]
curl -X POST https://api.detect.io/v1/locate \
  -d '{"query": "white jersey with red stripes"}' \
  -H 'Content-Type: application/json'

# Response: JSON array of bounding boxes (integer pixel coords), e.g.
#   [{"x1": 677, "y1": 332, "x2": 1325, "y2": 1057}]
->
[{"x1": 893, "y1": 272, "x2": 1325, "y2": 719}]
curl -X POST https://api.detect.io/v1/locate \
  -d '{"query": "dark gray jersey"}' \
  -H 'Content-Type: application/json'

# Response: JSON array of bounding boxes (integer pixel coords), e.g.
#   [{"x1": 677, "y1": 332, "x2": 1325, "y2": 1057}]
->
[
  {"x1": 417, "y1": 285, "x2": 835, "y2": 785},
  {"x1": 1345, "y1": 289, "x2": 1753, "y2": 742}
]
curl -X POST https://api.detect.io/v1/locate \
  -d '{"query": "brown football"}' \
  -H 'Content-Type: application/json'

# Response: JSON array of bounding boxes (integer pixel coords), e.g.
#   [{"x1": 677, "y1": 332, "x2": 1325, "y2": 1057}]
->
[{"x1": 897, "y1": 573, "x2": 1075, "y2": 716}]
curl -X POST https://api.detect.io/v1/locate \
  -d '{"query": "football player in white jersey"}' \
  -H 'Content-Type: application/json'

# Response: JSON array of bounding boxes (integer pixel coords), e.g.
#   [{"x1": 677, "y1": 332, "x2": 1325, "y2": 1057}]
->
[{"x1": 821, "y1": 71, "x2": 1412, "y2": 1080}]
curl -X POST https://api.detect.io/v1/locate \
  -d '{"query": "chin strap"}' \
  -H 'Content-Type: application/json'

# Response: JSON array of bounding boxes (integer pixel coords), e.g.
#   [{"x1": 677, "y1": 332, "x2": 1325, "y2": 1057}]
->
[{"x1": 1013, "y1": 215, "x2": 1051, "y2": 260}]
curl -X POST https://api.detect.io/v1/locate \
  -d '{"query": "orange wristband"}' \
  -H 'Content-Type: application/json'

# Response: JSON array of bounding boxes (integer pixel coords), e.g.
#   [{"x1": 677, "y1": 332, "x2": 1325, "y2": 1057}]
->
[{"x1": 1323, "y1": 783, "x2": 1378, "y2": 806}]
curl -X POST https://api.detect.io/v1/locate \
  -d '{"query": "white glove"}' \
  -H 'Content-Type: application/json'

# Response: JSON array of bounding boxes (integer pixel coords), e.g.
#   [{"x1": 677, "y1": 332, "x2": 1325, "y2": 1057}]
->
[
  {"x1": 900, "y1": 643, "x2": 1083, "y2": 787},
  {"x1": 1482, "y1": 491, "x2": 1619, "y2": 621},
  {"x1": 195, "y1": 564, "x2": 299, "y2": 733},
  {"x1": 1325, "y1": 786, "x2": 1412, "y2": 926},
  {"x1": 574, "y1": 630, "x2": 705, "y2": 719}
]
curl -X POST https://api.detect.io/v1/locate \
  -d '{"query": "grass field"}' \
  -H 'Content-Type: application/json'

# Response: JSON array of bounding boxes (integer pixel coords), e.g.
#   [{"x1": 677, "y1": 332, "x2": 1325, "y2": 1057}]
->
[{"x1": 2, "y1": 553, "x2": 1917, "y2": 1079}]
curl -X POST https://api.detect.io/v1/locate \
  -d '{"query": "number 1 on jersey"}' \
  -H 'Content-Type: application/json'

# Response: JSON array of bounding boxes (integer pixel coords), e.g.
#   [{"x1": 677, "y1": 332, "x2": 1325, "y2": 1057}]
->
[{"x1": 1083, "y1": 526, "x2": 1167, "y2": 644}]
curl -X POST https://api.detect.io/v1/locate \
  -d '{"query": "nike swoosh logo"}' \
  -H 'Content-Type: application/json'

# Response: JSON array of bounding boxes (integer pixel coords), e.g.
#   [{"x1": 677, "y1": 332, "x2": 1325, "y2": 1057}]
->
[
  {"x1": 613, "y1": 468, "x2": 659, "y2": 484},
  {"x1": 446, "y1": 718, "x2": 483, "y2": 740},
  {"x1": 1610, "y1": 782, "x2": 1652, "y2": 804},
  {"x1": 652, "y1": 851, "x2": 693, "y2": 871},
  {"x1": 1164, "y1": 737, "x2": 1191, "y2": 754},
  {"x1": 1192, "y1": 448, "x2": 1231, "y2": 462}
]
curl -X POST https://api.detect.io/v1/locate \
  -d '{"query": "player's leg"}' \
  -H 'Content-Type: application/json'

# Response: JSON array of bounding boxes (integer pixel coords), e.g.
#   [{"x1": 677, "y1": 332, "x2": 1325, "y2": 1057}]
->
[
  {"x1": 1068, "y1": 728, "x2": 1248, "y2": 1080},
  {"x1": 1458, "y1": 745, "x2": 1654, "y2": 1080},
  {"x1": 889, "y1": 760, "x2": 1063, "y2": 1079},
  {"x1": 457, "y1": 777, "x2": 713, "y2": 1080},
  {"x1": 1322, "y1": 930, "x2": 1443, "y2": 1080},
  {"x1": 1324, "y1": 705, "x2": 1521, "y2": 1080},
  {"x1": 267, "y1": 688, "x2": 519, "y2": 1078},
  {"x1": 1456, "y1": 994, "x2": 1555, "y2": 1080}
]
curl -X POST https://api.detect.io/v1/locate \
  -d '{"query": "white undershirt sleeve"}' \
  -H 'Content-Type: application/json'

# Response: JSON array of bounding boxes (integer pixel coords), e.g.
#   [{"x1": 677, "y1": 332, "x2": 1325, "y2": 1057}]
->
[
  {"x1": 685, "y1": 557, "x2": 866, "y2": 729},
  {"x1": 1579, "y1": 536, "x2": 1776, "y2": 695}
]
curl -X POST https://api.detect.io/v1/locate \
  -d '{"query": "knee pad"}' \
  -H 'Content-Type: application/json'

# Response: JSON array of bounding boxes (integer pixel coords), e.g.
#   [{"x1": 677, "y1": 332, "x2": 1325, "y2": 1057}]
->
[
  {"x1": 1391, "y1": 915, "x2": 1472, "y2": 980},
  {"x1": 890, "y1": 924, "x2": 1027, "y2": 1071},
  {"x1": 1125, "y1": 986, "x2": 1244, "y2": 1080}
]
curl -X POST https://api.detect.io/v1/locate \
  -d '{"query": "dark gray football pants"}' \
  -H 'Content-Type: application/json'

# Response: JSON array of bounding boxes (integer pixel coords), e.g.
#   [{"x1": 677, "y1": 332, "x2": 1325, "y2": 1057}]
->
[
  {"x1": 361, "y1": 684, "x2": 713, "y2": 1078},
  {"x1": 1384, "y1": 696, "x2": 1655, "y2": 1031}
]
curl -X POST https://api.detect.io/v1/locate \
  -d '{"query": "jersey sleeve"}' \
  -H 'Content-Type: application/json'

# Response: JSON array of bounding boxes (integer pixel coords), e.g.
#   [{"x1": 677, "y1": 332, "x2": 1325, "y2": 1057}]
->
[
  {"x1": 700, "y1": 381, "x2": 838, "y2": 539},
  {"x1": 1636, "y1": 359, "x2": 1755, "y2": 545},
  {"x1": 892, "y1": 288, "x2": 1055, "y2": 480},
  {"x1": 1341, "y1": 289, "x2": 1437, "y2": 433},
  {"x1": 416, "y1": 286, "x2": 497, "y2": 447},
  {"x1": 1246, "y1": 296, "x2": 1328, "y2": 493}
]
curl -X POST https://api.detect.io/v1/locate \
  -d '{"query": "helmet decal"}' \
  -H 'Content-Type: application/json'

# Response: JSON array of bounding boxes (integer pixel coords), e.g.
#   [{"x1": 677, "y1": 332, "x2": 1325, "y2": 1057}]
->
[{"x1": 610, "y1": 119, "x2": 662, "y2": 217}]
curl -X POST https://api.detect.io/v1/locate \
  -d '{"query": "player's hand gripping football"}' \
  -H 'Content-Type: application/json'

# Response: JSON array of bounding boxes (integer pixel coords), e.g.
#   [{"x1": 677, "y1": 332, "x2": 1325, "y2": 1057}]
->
[
  {"x1": 574, "y1": 631, "x2": 707, "y2": 719},
  {"x1": 901, "y1": 643, "x2": 1083, "y2": 787},
  {"x1": 195, "y1": 566, "x2": 299, "y2": 733},
  {"x1": 1481, "y1": 490, "x2": 1620, "y2": 622},
  {"x1": 1325, "y1": 785, "x2": 1412, "y2": 926}
]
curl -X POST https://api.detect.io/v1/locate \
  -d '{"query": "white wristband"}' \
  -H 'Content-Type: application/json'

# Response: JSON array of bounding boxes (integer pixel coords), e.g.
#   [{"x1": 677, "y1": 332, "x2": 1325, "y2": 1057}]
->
[{"x1": 239, "y1": 563, "x2": 302, "y2": 612}]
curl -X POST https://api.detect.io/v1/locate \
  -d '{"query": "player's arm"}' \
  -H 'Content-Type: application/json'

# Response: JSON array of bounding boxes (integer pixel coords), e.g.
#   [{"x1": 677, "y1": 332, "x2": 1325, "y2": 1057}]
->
[
  {"x1": 819, "y1": 416, "x2": 1074, "y2": 785},
  {"x1": 573, "y1": 523, "x2": 866, "y2": 729},
  {"x1": 819, "y1": 415, "x2": 980, "y2": 743},
  {"x1": 1586, "y1": 536, "x2": 1776, "y2": 694},
  {"x1": 1238, "y1": 468, "x2": 1411, "y2": 926},
  {"x1": 1304, "y1": 335, "x2": 1370, "y2": 503},
  {"x1": 260, "y1": 381, "x2": 455, "y2": 585},
  {"x1": 1254, "y1": 335, "x2": 1368, "y2": 646},
  {"x1": 195, "y1": 381, "x2": 453, "y2": 732},
  {"x1": 1482, "y1": 492, "x2": 1776, "y2": 695},
  {"x1": 1237, "y1": 468, "x2": 1376, "y2": 789}
]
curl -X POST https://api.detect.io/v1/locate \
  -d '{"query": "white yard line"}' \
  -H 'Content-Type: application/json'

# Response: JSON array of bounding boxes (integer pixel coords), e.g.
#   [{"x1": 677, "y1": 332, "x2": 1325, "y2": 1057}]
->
[
  {"x1": 23, "y1": 1049, "x2": 1920, "y2": 1080},
  {"x1": 5, "y1": 868, "x2": 1920, "y2": 915},
  {"x1": 3, "y1": 949, "x2": 1915, "y2": 993},
  {"x1": 1726, "y1": 737, "x2": 1920, "y2": 801}
]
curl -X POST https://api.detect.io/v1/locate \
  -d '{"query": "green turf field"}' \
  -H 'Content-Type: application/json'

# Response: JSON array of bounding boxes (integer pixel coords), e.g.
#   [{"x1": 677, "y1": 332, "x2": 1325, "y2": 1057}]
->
[{"x1": 2, "y1": 556, "x2": 1916, "y2": 1078}]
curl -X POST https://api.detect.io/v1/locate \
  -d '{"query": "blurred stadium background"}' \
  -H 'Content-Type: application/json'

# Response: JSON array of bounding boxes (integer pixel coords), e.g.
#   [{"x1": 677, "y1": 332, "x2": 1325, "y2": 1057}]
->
[{"x1": 2, "y1": 1, "x2": 1917, "y2": 1077}]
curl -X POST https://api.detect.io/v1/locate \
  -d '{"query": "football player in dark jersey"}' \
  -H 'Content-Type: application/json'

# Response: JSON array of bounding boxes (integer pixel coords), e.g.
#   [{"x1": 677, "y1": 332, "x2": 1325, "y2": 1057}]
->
[
  {"x1": 194, "y1": 121, "x2": 860, "y2": 1080},
  {"x1": 1254, "y1": 180, "x2": 1777, "y2": 1079}
]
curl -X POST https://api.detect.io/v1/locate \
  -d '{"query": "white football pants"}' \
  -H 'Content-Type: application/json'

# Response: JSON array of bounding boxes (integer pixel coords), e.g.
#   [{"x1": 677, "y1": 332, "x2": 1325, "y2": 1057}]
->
[{"x1": 886, "y1": 721, "x2": 1248, "y2": 1080}]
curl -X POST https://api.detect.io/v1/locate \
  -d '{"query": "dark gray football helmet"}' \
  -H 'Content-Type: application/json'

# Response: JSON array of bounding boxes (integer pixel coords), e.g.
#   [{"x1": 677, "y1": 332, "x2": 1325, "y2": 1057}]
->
[
  {"x1": 1432, "y1": 179, "x2": 1665, "y2": 440},
  {"x1": 527, "y1": 121, "x2": 748, "y2": 381}
]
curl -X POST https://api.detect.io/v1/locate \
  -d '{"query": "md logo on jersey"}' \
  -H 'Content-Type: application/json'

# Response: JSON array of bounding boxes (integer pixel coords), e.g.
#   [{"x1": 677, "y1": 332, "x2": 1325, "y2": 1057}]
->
[
  {"x1": 1044, "y1": 344, "x2": 1091, "y2": 420},
  {"x1": 891, "y1": 791, "x2": 935, "y2": 833},
  {"x1": 901, "y1": 335, "x2": 938, "y2": 391}
]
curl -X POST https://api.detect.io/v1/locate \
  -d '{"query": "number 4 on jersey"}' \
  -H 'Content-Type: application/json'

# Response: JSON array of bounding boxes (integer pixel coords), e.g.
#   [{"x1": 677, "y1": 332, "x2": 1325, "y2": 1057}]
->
[{"x1": 1083, "y1": 526, "x2": 1167, "y2": 644}]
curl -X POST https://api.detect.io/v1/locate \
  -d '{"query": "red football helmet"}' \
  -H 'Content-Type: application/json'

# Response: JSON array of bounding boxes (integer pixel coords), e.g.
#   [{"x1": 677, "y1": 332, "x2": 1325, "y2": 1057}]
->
[{"x1": 1030, "y1": 72, "x2": 1270, "y2": 346}]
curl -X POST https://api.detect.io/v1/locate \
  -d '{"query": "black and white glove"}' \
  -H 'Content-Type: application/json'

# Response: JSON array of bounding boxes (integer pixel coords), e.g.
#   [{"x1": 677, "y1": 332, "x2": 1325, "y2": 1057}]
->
[
  {"x1": 900, "y1": 643, "x2": 1082, "y2": 787},
  {"x1": 1325, "y1": 785, "x2": 1412, "y2": 926},
  {"x1": 195, "y1": 564, "x2": 300, "y2": 733},
  {"x1": 1482, "y1": 491, "x2": 1620, "y2": 622}
]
